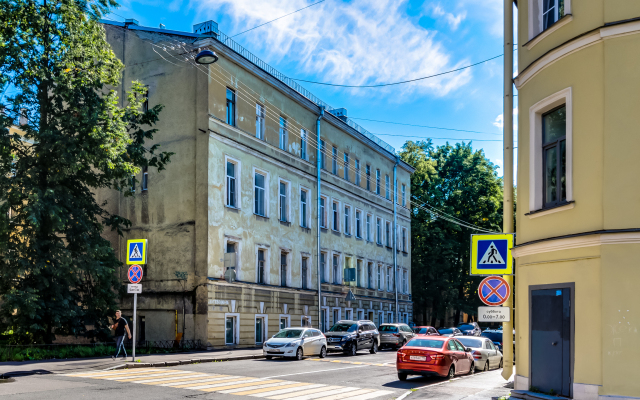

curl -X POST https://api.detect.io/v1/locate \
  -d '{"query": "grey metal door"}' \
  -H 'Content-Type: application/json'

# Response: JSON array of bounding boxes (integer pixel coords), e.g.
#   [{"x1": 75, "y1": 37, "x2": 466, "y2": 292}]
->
[{"x1": 531, "y1": 288, "x2": 571, "y2": 396}]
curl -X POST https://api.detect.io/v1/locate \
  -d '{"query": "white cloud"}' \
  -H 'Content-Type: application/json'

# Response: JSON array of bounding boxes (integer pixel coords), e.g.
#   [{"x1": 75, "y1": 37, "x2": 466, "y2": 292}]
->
[
  {"x1": 430, "y1": 4, "x2": 466, "y2": 31},
  {"x1": 493, "y1": 108, "x2": 518, "y2": 129},
  {"x1": 193, "y1": 0, "x2": 472, "y2": 97}
]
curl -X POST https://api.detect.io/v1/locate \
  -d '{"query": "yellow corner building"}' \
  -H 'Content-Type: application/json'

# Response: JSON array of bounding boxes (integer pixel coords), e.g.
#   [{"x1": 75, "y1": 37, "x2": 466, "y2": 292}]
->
[{"x1": 513, "y1": 1, "x2": 640, "y2": 399}]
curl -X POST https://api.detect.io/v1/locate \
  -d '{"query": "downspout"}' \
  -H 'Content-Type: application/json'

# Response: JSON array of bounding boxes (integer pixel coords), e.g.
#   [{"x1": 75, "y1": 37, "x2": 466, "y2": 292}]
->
[
  {"x1": 316, "y1": 106, "x2": 325, "y2": 331},
  {"x1": 393, "y1": 156, "x2": 399, "y2": 323}
]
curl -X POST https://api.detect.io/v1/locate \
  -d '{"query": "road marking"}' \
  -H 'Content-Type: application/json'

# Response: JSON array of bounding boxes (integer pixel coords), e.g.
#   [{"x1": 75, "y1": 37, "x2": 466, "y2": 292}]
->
[
  {"x1": 219, "y1": 381, "x2": 305, "y2": 394},
  {"x1": 175, "y1": 377, "x2": 252, "y2": 389},
  {"x1": 312, "y1": 389, "x2": 375, "y2": 400},
  {"x1": 165, "y1": 376, "x2": 238, "y2": 388},
  {"x1": 231, "y1": 382, "x2": 314, "y2": 396},
  {"x1": 65, "y1": 369, "x2": 159, "y2": 378},
  {"x1": 250, "y1": 384, "x2": 326, "y2": 397},
  {"x1": 263, "y1": 365, "x2": 367, "y2": 379},
  {"x1": 305, "y1": 358, "x2": 395, "y2": 367},
  {"x1": 332, "y1": 390, "x2": 395, "y2": 400},
  {"x1": 111, "y1": 371, "x2": 193, "y2": 382},
  {"x1": 134, "y1": 374, "x2": 210, "y2": 384},
  {"x1": 200, "y1": 379, "x2": 283, "y2": 392},
  {"x1": 280, "y1": 386, "x2": 361, "y2": 400},
  {"x1": 267, "y1": 385, "x2": 343, "y2": 399}
]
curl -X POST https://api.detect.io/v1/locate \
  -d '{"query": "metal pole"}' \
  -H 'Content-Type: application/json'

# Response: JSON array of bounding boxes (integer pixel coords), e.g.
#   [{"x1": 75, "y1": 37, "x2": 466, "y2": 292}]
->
[
  {"x1": 393, "y1": 157, "x2": 399, "y2": 323},
  {"x1": 316, "y1": 106, "x2": 324, "y2": 331},
  {"x1": 502, "y1": 0, "x2": 514, "y2": 381},
  {"x1": 132, "y1": 292, "x2": 137, "y2": 362}
]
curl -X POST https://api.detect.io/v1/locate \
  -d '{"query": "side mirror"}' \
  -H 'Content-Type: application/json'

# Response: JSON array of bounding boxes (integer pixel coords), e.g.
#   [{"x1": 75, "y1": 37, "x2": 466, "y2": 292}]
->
[{"x1": 465, "y1": 347, "x2": 472, "y2": 352}]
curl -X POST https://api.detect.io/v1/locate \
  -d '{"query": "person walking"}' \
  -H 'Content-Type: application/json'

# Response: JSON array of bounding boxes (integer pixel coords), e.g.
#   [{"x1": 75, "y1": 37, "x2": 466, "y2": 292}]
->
[{"x1": 111, "y1": 310, "x2": 132, "y2": 360}]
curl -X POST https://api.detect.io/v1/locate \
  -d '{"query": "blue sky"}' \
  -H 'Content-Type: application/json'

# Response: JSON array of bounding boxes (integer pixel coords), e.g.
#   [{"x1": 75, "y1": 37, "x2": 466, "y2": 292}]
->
[{"x1": 106, "y1": 0, "x2": 518, "y2": 177}]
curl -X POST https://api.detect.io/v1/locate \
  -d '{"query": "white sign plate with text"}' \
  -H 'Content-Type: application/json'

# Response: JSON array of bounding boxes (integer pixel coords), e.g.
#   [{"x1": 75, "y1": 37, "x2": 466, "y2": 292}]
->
[
  {"x1": 478, "y1": 306, "x2": 510, "y2": 322},
  {"x1": 127, "y1": 284, "x2": 142, "y2": 294}
]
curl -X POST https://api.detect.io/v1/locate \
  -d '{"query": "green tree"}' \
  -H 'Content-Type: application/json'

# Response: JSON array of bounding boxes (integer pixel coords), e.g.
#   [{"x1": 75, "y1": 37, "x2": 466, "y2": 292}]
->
[
  {"x1": 0, "y1": 0, "x2": 173, "y2": 343},
  {"x1": 400, "y1": 141, "x2": 503, "y2": 326}
]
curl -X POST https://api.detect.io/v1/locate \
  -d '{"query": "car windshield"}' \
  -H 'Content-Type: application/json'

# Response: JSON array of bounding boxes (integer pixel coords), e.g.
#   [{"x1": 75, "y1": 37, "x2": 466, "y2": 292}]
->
[
  {"x1": 458, "y1": 324, "x2": 475, "y2": 331},
  {"x1": 273, "y1": 329, "x2": 304, "y2": 338},
  {"x1": 413, "y1": 328, "x2": 428, "y2": 334},
  {"x1": 329, "y1": 323, "x2": 356, "y2": 332},
  {"x1": 379, "y1": 326, "x2": 398, "y2": 332},
  {"x1": 405, "y1": 339, "x2": 444, "y2": 349},
  {"x1": 439, "y1": 328, "x2": 454, "y2": 334},
  {"x1": 457, "y1": 338, "x2": 483, "y2": 348}
]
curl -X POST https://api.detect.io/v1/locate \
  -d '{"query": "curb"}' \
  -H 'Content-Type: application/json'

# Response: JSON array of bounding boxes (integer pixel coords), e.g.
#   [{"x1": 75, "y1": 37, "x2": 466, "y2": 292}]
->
[{"x1": 114, "y1": 354, "x2": 265, "y2": 369}]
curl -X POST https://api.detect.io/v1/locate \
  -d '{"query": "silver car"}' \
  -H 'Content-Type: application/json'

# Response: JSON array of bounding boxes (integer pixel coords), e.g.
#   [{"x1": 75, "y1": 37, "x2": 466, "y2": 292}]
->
[
  {"x1": 263, "y1": 327, "x2": 327, "y2": 360},
  {"x1": 456, "y1": 336, "x2": 503, "y2": 371},
  {"x1": 378, "y1": 323, "x2": 415, "y2": 349}
]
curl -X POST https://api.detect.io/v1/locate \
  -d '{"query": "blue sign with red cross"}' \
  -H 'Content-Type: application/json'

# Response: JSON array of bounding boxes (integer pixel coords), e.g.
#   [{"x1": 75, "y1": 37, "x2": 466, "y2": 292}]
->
[
  {"x1": 478, "y1": 276, "x2": 510, "y2": 306},
  {"x1": 128, "y1": 264, "x2": 143, "y2": 284}
]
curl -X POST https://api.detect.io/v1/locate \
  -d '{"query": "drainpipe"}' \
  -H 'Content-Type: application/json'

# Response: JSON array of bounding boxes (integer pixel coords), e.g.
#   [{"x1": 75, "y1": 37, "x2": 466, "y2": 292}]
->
[
  {"x1": 316, "y1": 106, "x2": 325, "y2": 331},
  {"x1": 502, "y1": 0, "x2": 514, "y2": 381},
  {"x1": 393, "y1": 156, "x2": 399, "y2": 323}
]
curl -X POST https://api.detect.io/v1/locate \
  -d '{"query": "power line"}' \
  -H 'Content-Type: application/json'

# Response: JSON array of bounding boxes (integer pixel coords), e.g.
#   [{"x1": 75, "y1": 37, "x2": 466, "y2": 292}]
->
[
  {"x1": 230, "y1": 0, "x2": 327, "y2": 38},
  {"x1": 350, "y1": 117, "x2": 501, "y2": 135},
  {"x1": 291, "y1": 54, "x2": 503, "y2": 88},
  {"x1": 374, "y1": 133, "x2": 507, "y2": 142}
]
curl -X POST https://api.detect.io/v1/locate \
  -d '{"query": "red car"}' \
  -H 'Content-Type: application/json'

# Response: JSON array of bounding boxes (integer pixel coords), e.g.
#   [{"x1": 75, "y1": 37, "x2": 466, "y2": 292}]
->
[{"x1": 396, "y1": 336, "x2": 475, "y2": 380}]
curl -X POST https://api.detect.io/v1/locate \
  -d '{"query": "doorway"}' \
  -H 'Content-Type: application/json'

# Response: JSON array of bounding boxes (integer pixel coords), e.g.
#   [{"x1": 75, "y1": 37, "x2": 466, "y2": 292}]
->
[{"x1": 530, "y1": 284, "x2": 573, "y2": 397}]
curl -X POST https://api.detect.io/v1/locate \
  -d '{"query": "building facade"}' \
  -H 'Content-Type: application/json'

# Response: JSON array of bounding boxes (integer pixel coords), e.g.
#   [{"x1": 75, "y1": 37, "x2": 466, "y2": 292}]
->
[
  {"x1": 99, "y1": 19, "x2": 414, "y2": 349},
  {"x1": 513, "y1": 1, "x2": 640, "y2": 399}
]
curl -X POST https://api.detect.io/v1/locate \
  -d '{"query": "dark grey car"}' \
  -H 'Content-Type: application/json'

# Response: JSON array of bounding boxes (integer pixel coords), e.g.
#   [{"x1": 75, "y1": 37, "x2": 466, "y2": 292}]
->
[
  {"x1": 324, "y1": 320, "x2": 379, "y2": 356},
  {"x1": 378, "y1": 323, "x2": 415, "y2": 349},
  {"x1": 457, "y1": 322, "x2": 482, "y2": 336}
]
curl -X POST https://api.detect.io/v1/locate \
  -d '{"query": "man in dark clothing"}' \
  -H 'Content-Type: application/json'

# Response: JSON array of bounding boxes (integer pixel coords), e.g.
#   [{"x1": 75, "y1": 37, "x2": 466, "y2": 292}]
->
[{"x1": 111, "y1": 310, "x2": 132, "y2": 360}]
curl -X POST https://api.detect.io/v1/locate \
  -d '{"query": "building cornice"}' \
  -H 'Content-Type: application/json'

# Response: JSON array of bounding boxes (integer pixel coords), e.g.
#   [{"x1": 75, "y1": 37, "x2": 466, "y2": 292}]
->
[
  {"x1": 515, "y1": 18, "x2": 640, "y2": 89},
  {"x1": 512, "y1": 229, "x2": 640, "y2": 258}
]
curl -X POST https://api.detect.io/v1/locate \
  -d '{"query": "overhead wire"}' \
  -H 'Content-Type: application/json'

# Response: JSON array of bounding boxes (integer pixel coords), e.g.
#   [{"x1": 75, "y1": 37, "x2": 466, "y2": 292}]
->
[
  {"x1": 348, "y1": 117, "x2": 501, "y2": 136},
  {"x1": 230, "y1": 0, "x2": 327, "y2": 38}
]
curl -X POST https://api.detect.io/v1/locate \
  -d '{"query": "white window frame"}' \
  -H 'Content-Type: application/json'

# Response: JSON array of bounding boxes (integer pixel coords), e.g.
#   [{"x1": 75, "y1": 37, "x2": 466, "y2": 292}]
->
[
  {"x1": 332, "y1": 307, "x2": 342, "y2": 325},
  {"x1": 344, "y1": 153, "x2": 349, "y2": 182},
  {"x1": 223, "y1": 236, "x2": 242, "y2": 280},
  {"x1": 320, "y1": 251, "x2": 328, "y2": 283},
  {"x1": 321, "y1": 306, "x2": 330, "y2": 332},
  {"x1": 331, "y1": 199, "x2": 340, "y2": 232},
  {"x1": 356, "y1": 258, "x2": 364, "y2": 288},
  {"x1": 279, "y1": 116, "x2": 288, "y2": 151},
  {"x1": 254, "y1": 314, "x2": 269, "y2": 345},
  {"x1": 366, "y1": 213, "x2": 372, "y2": 242},
  {"x1": 332, "y1": 146, "x2": 338, "y2": 175},
  {"x1": 355, "y1": 209, "x2": 362, "y2": 239},
  {"x1": 344, "y1": 308, "x2": 353, "y2": 321},
  {"x1": 301, "y1": 315, "x2": 312, "y2": 327},
  {"x1": 529, "y1": 87, "x2": 573, "y2": 212},
  {"x1": 376, "y1": 169, "x2": 381, "y2": 195},
  {"x1": 355, "y1": 159, "x2": 361, "y2": 186},
  {"x1": 344, "y1": 204, "x2": 351, "y2": 235},
  {"x1": 385, "y1": 175, "x2": 390, "y2": 200},
  {"x1": 528, "y1": 0, "x2": 572, "y2": 40},
  {"x1": 224, "y1": 156, "x2": 240, "y2": 209},
  {"x1": 367, "y1": 261, "x2": 374, "y2": 289},
  {"x1": 356, "y1": 309, "x2": 364, "y2": 321},
  {"x1": 320, "y1": 139, "x2": 326, "y2": 169},
  {"x1": 300, "y1": 129, "x2": 307, "y2": 160},
  {"x1": 278, "y1": 178, "x2": 291, "y2": 222},
  {"x1": 387, "y1": 311, "x2": 394, "y2": 324},
  {"x1": 279, "y1": 250, "x2": 291, "y2": 287},
  {"x1": 320, "y1": 195, "x2": 328, "y2": 229},
  {"x1": 279, "y1": 314, "x2": 291, "y2": 330},
  {"x1": 141, "y1": 166, "x2": 148, "y2": 191},
  {"x1": 402, "y1": 227, "x2": 408, "y2": 252},
  {"x1": 256, "y1": 103, "x2": 265, "y2": 140},
  {"x1": 366, "y1": 165, "x2": 371, "y2": 191},
  {"x1": 385, "y1": 221, "x2": 391, "y2": 247},
  {"x1": 224, "y1": 313, "x2": 240, "y2": 345},
  {"x1": 226, "y1": 88, "x2": 236, "y2": 127},
  {"x1": 300, "y1": 254, "x2": 312, "y2": 289},
  {"x1": 256, "y1": 246, "x2": 269, "y2": 284},
  {"x1": 387, "y1": 267, "x2": 392, "y2": 291},
  {"x1": 402, "y1": 184, "x2": 406, "y2": 207},
  {"x1": 332, "y1": 252, "x2": 342, "y2": 284},
  {"x1": 377, "y1": 263, "x2": 383, "y2": 290},
  {"x1": 253, "y1": 167, "x2": 269, "y2": 217},
  {"x1": 300, "y1": 186, "x2": 311, "y2": 228},
  {"x1": 376, "y1": 217, "x2": 382, "y2": 245}
]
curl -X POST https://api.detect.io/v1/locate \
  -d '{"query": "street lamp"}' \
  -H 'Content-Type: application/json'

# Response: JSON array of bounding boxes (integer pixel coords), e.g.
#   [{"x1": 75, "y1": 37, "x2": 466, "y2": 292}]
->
[{"x1": 195, "y1": 49, "x2": 218, "y2": 65}]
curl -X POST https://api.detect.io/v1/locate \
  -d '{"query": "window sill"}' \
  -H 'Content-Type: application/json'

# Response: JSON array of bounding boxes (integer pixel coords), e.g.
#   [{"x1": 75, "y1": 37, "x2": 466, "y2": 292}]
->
[
  {"x1": 226, "y1": 205, "x2": 240, "y2": 212},
  {"x1": 254, "y1": 214, "x2": 269, "y2": 222},
  {"x1": 355, "y1": 236, "x2": 363, "y2": 240},
  {"x1": 525, "y1": 14, "x2": 573, "y2": 50},
  {"x1": 300, "y1": 226, "x2": 311, "y2": 233},
  {"x1": 279, "y1": 220, "x2": 291, "y2": 227},
  {"x1": 321, "y1": 227, "x2": 328, "y2": 233},
  {"x1": 525, "y1": 201, "x2": 575, "y2": 219},
  {"x1": 344, "y1": 233, "x2": 352, "y2": 237}
]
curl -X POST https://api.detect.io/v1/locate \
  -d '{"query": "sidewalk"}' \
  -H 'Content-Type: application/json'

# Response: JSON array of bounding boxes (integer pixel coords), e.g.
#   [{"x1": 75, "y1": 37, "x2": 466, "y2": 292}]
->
[{"x1": 0, "y1": 348, "x2": 264, "y2": 378}]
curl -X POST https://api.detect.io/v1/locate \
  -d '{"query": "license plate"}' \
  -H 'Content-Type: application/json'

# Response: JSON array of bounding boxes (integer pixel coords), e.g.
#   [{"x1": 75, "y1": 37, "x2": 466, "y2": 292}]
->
[
  {"x1": 410, "y1": 356, "x2": 426, "y2": 361},
  {"x1": 334, "y1": 346, "x2": 341, "y2": 349},
  {"x1": 270, "y1": 349, "x2": 281, "y2": 353}
]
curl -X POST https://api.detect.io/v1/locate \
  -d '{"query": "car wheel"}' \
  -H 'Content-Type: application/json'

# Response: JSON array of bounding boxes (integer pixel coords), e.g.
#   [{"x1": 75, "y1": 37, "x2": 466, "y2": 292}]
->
[
  {"x1": 483, "y1": 360, "x2": 489, "y2": 372},
  {"x1": 265, "y1": 356, "x2": 272, "y2": 360},
  {"x1": 369, "y1": 341, "x2": 378, "y2": 354},
  {"x1": 499, "y1": 358, "x2": 503, "y2": 369},
  {"x1": 447, "y1": 365, "x2": 455, "y2": 379},
  {"x1": 296, "y1": 347, "x2": 303, "y2": 361},
  {"x1": 320, "y1": 346, "x2": 327, "y2": 359},
  {"x1": 398, "y1": 372, "x2": 407, "y2": 381},
  {"x1": 397, "y1": 339, "x2": 406, "y2": 350},
  {"x1": 349, "y1": 343, "x2": 357, "y2": 356},
  {"x1": 468, "y1": 362, "x2": 475, "y2": 375}
]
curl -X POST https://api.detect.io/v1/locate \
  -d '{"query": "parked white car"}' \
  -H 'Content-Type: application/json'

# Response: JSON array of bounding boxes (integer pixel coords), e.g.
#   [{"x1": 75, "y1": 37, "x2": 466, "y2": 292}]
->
[
  {"x1": 456, "y1": 336, "x2": 503, "y2": 372},
  {"x1": 263, "y1": 328, "x2": 327, "y2": 360}
]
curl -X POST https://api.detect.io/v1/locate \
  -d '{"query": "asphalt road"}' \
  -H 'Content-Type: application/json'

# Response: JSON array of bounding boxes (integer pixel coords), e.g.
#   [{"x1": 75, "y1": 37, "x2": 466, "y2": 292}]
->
[{"x1": 0, "y1": 348, "x2": 512, "y2": 400}]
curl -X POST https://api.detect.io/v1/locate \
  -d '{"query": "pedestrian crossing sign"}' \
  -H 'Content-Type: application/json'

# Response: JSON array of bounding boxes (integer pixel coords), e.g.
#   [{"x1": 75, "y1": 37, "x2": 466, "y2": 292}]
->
[
  {"x1": 470, "y1": 233, "x2": 513, "y2": 275},
  {"x1": 126, "y1": 239, "x2": 147, "y2": 265}
]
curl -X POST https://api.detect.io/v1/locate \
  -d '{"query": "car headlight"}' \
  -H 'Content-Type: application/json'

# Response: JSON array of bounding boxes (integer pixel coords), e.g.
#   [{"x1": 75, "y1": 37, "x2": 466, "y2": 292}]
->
[
  {"x1": 263, "y1": 342, "x2": 268, "y2": 348},
  {"x1": 285, "y1": 341, "x2": 299, "y2": 347}
]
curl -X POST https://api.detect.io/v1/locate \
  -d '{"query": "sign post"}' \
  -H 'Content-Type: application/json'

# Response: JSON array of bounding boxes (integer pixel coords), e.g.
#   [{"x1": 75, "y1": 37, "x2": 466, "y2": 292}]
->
[{"x1": 127, "y1": 261, "x2": 144, "y2": 363}]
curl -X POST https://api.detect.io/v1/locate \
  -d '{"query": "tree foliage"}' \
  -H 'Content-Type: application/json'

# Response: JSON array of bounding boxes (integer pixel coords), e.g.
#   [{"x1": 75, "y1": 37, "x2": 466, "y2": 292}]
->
[
  {"x1": 399, "y1": 140, "x2": 503, "y2": 326},
  {"x1": 0, "y1": 0, "x2": 173, "y2": 343}
]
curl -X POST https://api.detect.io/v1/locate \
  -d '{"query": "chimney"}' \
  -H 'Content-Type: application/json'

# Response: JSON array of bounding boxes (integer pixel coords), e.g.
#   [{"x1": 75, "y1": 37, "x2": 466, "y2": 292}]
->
[
  {"x1": 124, "y1": 18, "x2": 139, "y2": 27},
  {"x1": 331, "y1": 108, "x2": 348, "y2": 122},
  {"x1": 193, "y1": 20, "x2": 219, "y2": 37},
  {"x1": 159, "y1": 23, "x2": 166, "y2": 29}
]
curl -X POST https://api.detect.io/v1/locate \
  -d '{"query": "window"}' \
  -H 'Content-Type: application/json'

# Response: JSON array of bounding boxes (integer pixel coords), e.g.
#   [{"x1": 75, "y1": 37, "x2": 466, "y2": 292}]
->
[
  {"x1": 333, "y1": 309, "x2": 339, "y2": 324},
  {"x1": 257, "y1": 249, "x2": 266, "y2": 284},
  {"x1": 333, "y1": 254, "x2": 340, "y2": 284},
  {"x1": 402, "y1": 227, "x2": 408, "y2": 252},
  {"x1": 300, "y1": 188, "x2": 309, "y2": 228},
  {"x1": 254, "y1": 172, "x2": 266, "y2": 216},
  {"x1": 377, "y1": 265, "x2": 382, "y2": 290},
  {"x1": 542, "y1": 105, "x2": 567, "y2": 208},
  {"x1": 358, "y1": 310, "x2": 364, "y2": 320},
  {"x1": 280, "y1": 317, "x2": 288, "y2": 330},
  {"x1": 356, "y1": 260, "x2": 362, "y2": 287},
  {"x1": 355, "y1": 159, "x2": 360, "y2": 186},
  {"x1": 543, "y1": 0, "x2": 564, "y2": 30},
  {"x1": 385, "y1": 175, "x2": 390, "y2": 200},
  {"x1": 376, "y1": 218, "x2": 382, "y2": 245},
  {"x1": 387, "y1": 267, "x2": 392, "y2": 291},
  {"x1": 403, "y1": 269, "x2": 408, "y2": 293},
  {"x1": 226, "y1": 88, "x2": 236, "y2": 126},
  {"x1": 345, "y1": 309, "x2": 352, "y2": 321},
  {"x1": 279, "y1": 181, "x2": 288, "y2": 222},
  {"x1": 366, "y1": 165, "x2": 371, "y2": 191},
  {"x1": 279, "y1": 117, "x2": 287, "y2": 150},
  {"x1": 402, "y1": 184, "x2": 406, "y2": 207},
  {"x1": 344, "y1": 205, "x2": 350, "y2": 235},
  {"x1": 320, "y1": 140, "x2": 326, "y2": 169},
  {"x1": 225, "y1": 316, "x2": 236, "y2": 344},
  {"x1": 141, "y1": 166, "x2": 148, "y2": 191},
  {"x1": 300, "y1": 129, "x2": 307, "y2": 160},
  {"x1": 366, "y1": 214, "x2": 372, "y2": 241},
  {"x1": 301, "y1": 257, "x2": 308, "y2": 289},
  {"x1": 385, "y1": 221, "x2": 391, "y2": 247},
  {"x1": 355, "y1": 210, "x2": 362, "y2": 238},
  {"x1": 141, "y1": 86, "x2": 149, "y2": 113},
  {"x1": 281, "y1": 252, "x2": 288, "y2": 287},
  {"x1": 332, "y1": 201, "x2": 339, "y2": 231},
  {"x1": 256, "y1": 104, "x2": 265, "y2": 139},
  {"x1": 255, "y1": 317, "x2": 265, "y2": 344},
  {"x1": 332, "y1": 147, "x2": 338, "y2": 175},
  {"x1": 226, "y1": 161, "x2": 237, "y2": 208},
  {"x1": 376, "y1": 169, "x2": 380, "y2": 195},
  {"x1": 320, "y1": 197, "x2": 327, "y2": 228},
  {"x1": 320, "y1": 252, "x2": 327, "y2": 283},
  {"x1": 344, "y1": 153, "x2": 349, "y2": 182},
  {"x1": 367, "y1": 262, "x2": 373, "y2": 289}
]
